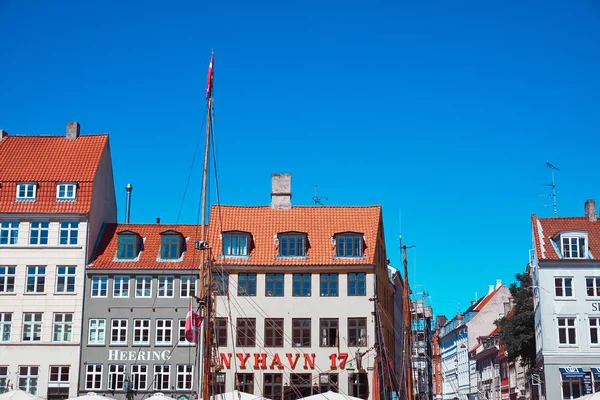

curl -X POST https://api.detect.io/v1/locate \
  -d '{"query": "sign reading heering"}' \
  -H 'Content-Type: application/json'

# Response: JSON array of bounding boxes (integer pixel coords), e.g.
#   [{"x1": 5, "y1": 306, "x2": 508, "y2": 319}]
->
[{"x1": 108, "y1": 349, "x2": 171, "y2": 361}]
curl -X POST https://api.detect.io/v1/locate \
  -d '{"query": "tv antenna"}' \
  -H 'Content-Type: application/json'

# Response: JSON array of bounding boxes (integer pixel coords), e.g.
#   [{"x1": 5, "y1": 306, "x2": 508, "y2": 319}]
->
[
  {"x1": 312, "y1": 185, "x2": 328, "y2": 205},
  {"x1": 542, "y1": 161, "x2": 560, "y2": 216}
]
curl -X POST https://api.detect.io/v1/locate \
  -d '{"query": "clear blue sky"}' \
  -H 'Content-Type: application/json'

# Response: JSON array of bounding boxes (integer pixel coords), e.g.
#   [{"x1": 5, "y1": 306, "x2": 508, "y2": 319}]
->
[{"x1": 2, "y1": 0, "x2": 599, "y2": 318}]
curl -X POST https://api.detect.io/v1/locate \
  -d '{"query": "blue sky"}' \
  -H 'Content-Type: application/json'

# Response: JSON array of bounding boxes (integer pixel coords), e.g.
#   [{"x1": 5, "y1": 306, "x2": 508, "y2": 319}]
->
[{"x1": 2, "y1": 0, "x2": 599, "y2": 318}]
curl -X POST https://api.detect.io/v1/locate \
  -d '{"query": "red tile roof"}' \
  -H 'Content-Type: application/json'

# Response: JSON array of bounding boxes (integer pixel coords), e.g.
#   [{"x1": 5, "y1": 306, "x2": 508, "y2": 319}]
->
[
  {"x1": 90, "y1": 224, "x2": 206, "y2": 270},
  {"x1": 473, "y1": 286, "x2": 503, "y2": 311},
  {"x1": 207, "y1": 205, "x2": 382, "y2": 266},
  {"x1": 0, "y1": 134, "x2": 108, "y2": 214},
  {"x1": 532, "y1": 213, "x2": 600, "y2": 260}
]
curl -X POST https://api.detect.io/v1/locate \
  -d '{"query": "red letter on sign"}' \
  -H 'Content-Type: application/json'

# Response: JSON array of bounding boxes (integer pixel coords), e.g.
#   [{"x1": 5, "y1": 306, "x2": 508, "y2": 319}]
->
[
  {"x1": 270, "y1": 354, "x2": 284, "y2": 370},
  {"x1": 254, "y1": 353, "x2": 268, "y2": 369},
  {"x1": 329, "y1": 353, "x2": 337, "y2": 370},
  {"x1": 220, "y1": 353, "x2": 231, "y2": 369},
  {"x1": 286, "y1": 353, "x2": 300, "y2": 369},
  {"x1": 237, "y1": 353, "x2": 250, "y2": 369},
  {"x1": 338, "y1": 353, "x2": 348, "y2": 369},
  {"x1": 303, "y1": 354, "x2": 315, "y2": 369}
]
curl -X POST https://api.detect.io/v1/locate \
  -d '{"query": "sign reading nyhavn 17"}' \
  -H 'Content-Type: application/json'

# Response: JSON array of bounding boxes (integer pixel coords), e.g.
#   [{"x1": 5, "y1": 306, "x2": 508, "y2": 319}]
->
[
  {"x1": 219, "y1": 353, "x2": 349, "y2": 370},
  {"x1": 108, "y1": 349, "x2": 171, "y2": 361}
]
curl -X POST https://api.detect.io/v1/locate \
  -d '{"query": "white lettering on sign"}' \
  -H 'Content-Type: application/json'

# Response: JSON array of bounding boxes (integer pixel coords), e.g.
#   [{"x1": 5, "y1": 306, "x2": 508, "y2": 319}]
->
[{"x1": 107, "y1": 349, "x2": 171, "y2": 361}]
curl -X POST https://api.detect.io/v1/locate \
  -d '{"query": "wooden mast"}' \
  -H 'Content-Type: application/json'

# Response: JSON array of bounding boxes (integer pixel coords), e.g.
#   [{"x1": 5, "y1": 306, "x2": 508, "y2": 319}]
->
[{"x1": 403, "y1": 245, "x2": 414, "y2": 400}]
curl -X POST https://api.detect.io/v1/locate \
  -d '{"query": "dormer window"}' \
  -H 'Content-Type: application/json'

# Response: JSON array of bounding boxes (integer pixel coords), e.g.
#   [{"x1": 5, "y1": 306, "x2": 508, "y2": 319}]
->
[
  {"x1": 559, "y1": 232, "x2": 588, "y2": 259},
  {"x1": 117, "y1": 233, "x2": 141, "y2": 260},
  {"x1": 16, "y1": 183, "x2": 36, "y2": 201},
  {"x1": 335, "y1": 233, "x2": 363, "y2": 257},
  {"x1": 161, "y1": 232, "x2": 183, "y2": 260},
  {"x1": 56, "y1": 183, "x2": 77, "y2": 201},
  {"x1": 223, "y1": 232, "x2": 249, "y2": 256},
  {"x1": 278, "y1": 233, "x2": 307, "y2": 257}
]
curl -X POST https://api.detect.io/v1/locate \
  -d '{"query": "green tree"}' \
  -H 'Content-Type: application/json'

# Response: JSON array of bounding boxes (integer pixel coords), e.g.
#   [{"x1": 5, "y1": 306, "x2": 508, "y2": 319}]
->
[{"x1": 496, "y1": 272, "x2": 536, "y2": 373}]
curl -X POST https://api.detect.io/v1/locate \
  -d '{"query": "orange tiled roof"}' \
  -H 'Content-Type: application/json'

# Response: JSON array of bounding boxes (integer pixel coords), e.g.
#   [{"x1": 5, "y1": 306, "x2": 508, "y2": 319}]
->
[
  {"x1": 90, "y1": 223, "x2": 206, "y2": 270},
  {"x1": 532, "y1": 213, "x2": 600, "y2": 260},
  {"x1": 0, "y1": 134, "x2": 108, "y2": 214},
  {"x1": 207, "y1": 205, "x2": 382, "y2": 266}
]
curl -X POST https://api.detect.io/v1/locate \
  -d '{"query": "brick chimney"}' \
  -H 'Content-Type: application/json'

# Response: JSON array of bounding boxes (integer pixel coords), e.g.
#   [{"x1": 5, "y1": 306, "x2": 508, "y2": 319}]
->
[
  {"x1": 66, "y1": 122, "x2": 80, "y2": 140},
  {"x1": 585, "y1": 199, "x2": 597, "y2": 222},
  {"x1": 271, "y1": 173, "x2": 292, "y2": 210},
  {"x1": 0, "y1": 130, "x2": 7, "y2": 142}
]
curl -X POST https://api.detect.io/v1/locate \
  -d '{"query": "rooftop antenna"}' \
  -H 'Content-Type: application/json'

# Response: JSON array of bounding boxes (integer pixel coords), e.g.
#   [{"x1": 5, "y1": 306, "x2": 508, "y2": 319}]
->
[
  {"x1": 541, "y1": 161, "x2": 560, "y2": 216},
  {"x1": 312, "y1": 185, "x2": 328, "y2": 205}
]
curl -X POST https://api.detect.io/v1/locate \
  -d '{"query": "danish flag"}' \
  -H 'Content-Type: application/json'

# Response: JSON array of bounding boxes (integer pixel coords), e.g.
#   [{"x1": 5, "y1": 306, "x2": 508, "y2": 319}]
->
[
  {"x1": 184, "y1": 301, "x2": 203, "y2": 344},
  {"x1": 206, "y1": 52, "x2": 214, "y2": 99}
]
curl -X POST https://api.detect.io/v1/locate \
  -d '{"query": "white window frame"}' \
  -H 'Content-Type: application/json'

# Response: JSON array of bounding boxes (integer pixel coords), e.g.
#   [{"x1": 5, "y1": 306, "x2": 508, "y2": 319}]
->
[
  {"x1": 56, "y1": 183, "x2": 77, "y2": 201},
  {"x1": 26, "y1": 266, "x2": 46, "y2": 293},
  {"x1": 554, "y1": 277, "x2": 574, "y2": 298},
  {"x1": 22, "y1": 313, "x2": 42, "y2": 342},
  {"x1": 0, "y1": 266, "x2": 16, "y2": 293},
  {"x1": 560, "y1": 233, "x2": 588, "y2": 259},
  {"x1": 157, "y1": 276, "x2": 174, "y2": 298},
  {"x1": 29, "y1": 222, "x2": 49, "y2": 245},
  {"x1": 88, "y1": 319, "x2": 106, "y2": 345},
  {"x1": 0, "y1": 221, "x2": 20, "y2": 245},
  {"x1": 85, "y1": 364, "x2": 102, "y2": 390},
  {"x1": 586, "y1": 277, "x2": 600, "y2": 298},
  {"x1": 180, "y1": 276, "x2": 197, "y2": 297},
  {"x1": 16, "y1": 183, "x2": 36, "y2": 201},
  {"x1": 156, "y1": 319, "x2": 173, "y2": 345},
  {"x1": 59, "y1": 221, "x2": 79, "y2": 245},
  {"x1": 48, "y1": 365, "x2": 70, "y2": 387},
  {"x1": 590, "y1": 317, "x2": 600, "y2": 346},
  {"x1": 136, "y1": 276, "x2": 152, "y2": 298},
  {"x1": 56, "y1": 266, "x2": 76, "y2": 294},
  {"x1": 52, "y1": 313, "x2": 73, "y2": 342},
  {"x1": 108, "y1": 364, "x2": 125, "y2": 391},
  {"x1": 131, "y1": 365, "x2": 148, "y2": 390},
  {"x1": 557, "y1": 316, "x2": 577, "y2": 346},
  {"x1": 110, "y1": 319, "x2": 128, "y2": 345},
  {"x1": 176, "y1": 364, "x2": 194, "y2": 390},
  {"x1": 0, "y1": 366, "x2": 8, "y2": 393},
  {"x1": 178, "y1": 319, "x2": 194, "y2": 346},
  {"x1": 18, "y1": 366, "x2": 39, "y2": 394},
  {"x1": 0, "y1": 313, "x2": 12, "y2": 342},
  {"x1": 91, "y1": 276, "x2": 108, "y2": 297},
  {"x1": 133, "y1": 319, "x2": 151, "y2": 346},
  {"x1": 153, "y1": 365, "x2": 171, "y2": 391},
  {"x1": 113, "y1": 276, "x2": 130, "y2": 298}
]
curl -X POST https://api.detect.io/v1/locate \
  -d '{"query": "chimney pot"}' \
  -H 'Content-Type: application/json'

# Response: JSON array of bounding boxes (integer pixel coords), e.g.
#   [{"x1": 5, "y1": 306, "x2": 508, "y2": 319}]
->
[
  {"x1": 66, "y1": 122, "x2": 80, "y2": 140},
  {"x1": 585, "y1": 199, "x2": 597, "y2": 222},
  {"x1": 0, "y1": 130, "x2": 8, "y2": 141},
  {"x1": 271, "y1": 173, "x2": 292, "y2": 210},
  {"x1": 156, "y1": 217, "x2": 161, "y2": 224},
  {"x1": 488, "y1": 285, "x2": 494, "y2": 294},
  {"x1": 495, "y1": 279, "x2": 502, "y2": 290}
]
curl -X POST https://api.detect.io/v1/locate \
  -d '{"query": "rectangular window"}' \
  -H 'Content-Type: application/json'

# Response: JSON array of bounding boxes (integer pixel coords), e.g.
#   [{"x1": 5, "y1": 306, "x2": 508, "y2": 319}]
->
[
  {"x1": 0, "y1": 313, "x2": 12, "y2": 342},
  {"x1": 288, "y1": 374, "x2": 311, "y2": 398},
  {"x1": 176, "y1": 365, "x2": 193, "y2": 390},
  {"x1": 0, "y1": 266, "x2": 16, "y2": 293},
  {"x1": 236, "y1": 318, "x2": 256, "y2": 347},
  {"x1": 91, "y1": 276, "x2": 108, "y2": 297},
  {"x1": 18, "y1": 366, "x2": 39, "y2": 394},
  {"x1": 279, "y1": 234, "x2": 306, "y2": 257},
  {"x1": 178, "y1": 319, "x2": 194, "y2": 346},
  {"x1": 562, "y1": 236, "x2": 587, "y2": 258},
  {"x1": 180, "y1": 276, "x2": 197, "y2": 297},
  {"x1": 236, "y1": 373, "x2": 254, "y2": 393},
  {"x1": 292, "y1": 318, "x2": 311, "y2": 347},
  {"x1": 213, "y1": 272, "x2": 229, "y2": 295},
  {"x1": 590, "y1": 318, "x2": 600, "y2": 345},
  {"x1": 320, "y1": 273, "x2": 339, "y2": 297},
  {"x1": 0, "y1": 366, "x2": 7, "y2": 394},
  {"x1": 56, "y1": 266, "x2": 76, "y2": 293},
  {"x1": 56, "y1": 183, "x2": 77, "y2": 201},
  {"x1": 587, "y1": 277, "x2": 600, "y2": 297},
  {"x1": 108, "y1": 365, "x2": 125, "y2": 391},
  {"x1": 161, "y1": 234, "x2": 181, "y2": 259},
  {"x1": 133, "y1": 319, "x2": 150, "y2": 345},
  {"x1": 555, "y1": 277, "x2": 574, "y2": 298},
  {"x1": 266, "y1": 273, "x2": 284, "y2": 297},
  {"x1": 16, "y1": 183, "x2": 36, "y2": 201},
  {"x1": 336, "y1": 234, "x2": 363, "y2": 257},
  {"x1": 223, "y1": 233, "x2": 248, "y2": 256},
  {"x1": 49, "y1": 365, "x2": 70, "y2": 387},
  {"x1": 118, "y1": 234, "x2": 137, "y2": 259},
  {"x1": 136, "y1": 276, "x2": 152, "y2": 298},
  {"x1": 215, "y1": 373, "x2": 226, "y2": 395},
  {"x1": 154, "y1": 365, "x2": 170, "y2": 391},
  {"x1": 265, "y1": 318, "x2": 284, "y2": 347},
  {"x1": 156, "y1": 319, "x2": 173, "y2": 345},
  {"x1": 557, "y1": 317, "x2": 577, "y2": 345},
  {"x1": 319, "y1": 374, "x2": 338, "y2": 393},
  {"x1": 22, "y1": 313, "x2": 42, "y2": 342},
  {"x1": 238, "y1": 273, "x2": 257, "y2": 296},
  {"x1": 85, "y1": 365, "x2": 102, "y2": 390},
  {"x1": 52, "y1": 313, "x2": 73, "y2": 342},
  {"x1": 216, "y1": 318, "x2": 228, "y2": 346},
  {"x1": 264, "y1": 373, "x2": 283, "y2": 400},
  {"x1": 59, "y1": 221, "x2": 79, "y2": 245},
  {"x1": 348, "y1": 318, "x2": 367, "y2": 346},
  {"x1": 26, "y1": 266, "x2": 46, "y2": 293},
  {"x1": 29, "y1": 222, "x2": 49, "y2": 245},
  {"x1": 111, "y1": 319, "x2": 128, "y2": 345},
  {"x1": 113, "y1": 276, "x2": 130, "y2": 298},
  {"x1": 88, "y1": 319, "x2": 106, "y2": 345},
  {"x1": 157, "y1": 276, "x2": 174, "y2": 297},
  {"x1": 320, "y1": 318, "x2": 338, "y2": 347},
  {"x1": 293, "y1": 273, "x2": 311, "y2": 297},
  {"x1": 131, "y1": 365, "x2": 147, "y2": 390},
  {"x1": 348, "y1": 373, "x2": 369, "y2": 399},
  {"x1": 0, "y1": 221, "x2": 19, "y2": 245},
  {"x1": 348, "y1": 273, "x2": 366, "y2": 296}
]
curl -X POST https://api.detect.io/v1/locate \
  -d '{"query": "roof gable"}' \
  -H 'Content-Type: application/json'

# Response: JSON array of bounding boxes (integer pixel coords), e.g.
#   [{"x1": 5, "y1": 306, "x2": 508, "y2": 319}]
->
[{"x1": 533, "y1": 214, "x2": 600, "y2": 260}]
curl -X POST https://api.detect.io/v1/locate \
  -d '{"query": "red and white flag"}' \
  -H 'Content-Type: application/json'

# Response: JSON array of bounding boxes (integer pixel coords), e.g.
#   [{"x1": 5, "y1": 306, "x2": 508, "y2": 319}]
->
[
  {"x1": 206, "y1": 52, "x2": 214, "y2": 99},
  {"x1": 185, "y1": 301, "x2": 203, "y2": 344}
]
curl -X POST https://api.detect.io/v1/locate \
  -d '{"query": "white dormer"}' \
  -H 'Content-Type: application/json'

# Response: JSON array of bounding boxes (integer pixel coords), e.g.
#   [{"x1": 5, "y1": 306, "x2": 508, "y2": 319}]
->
[
  {"x1": 556, "y1": 231, "x2": 588, "y2": 259},
  {"x1": 16, "y1": 182, "x2": 36, "y2": 201}
]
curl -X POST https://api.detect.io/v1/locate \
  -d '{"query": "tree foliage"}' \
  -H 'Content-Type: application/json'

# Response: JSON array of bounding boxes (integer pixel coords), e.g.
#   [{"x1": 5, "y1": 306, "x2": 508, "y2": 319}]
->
[{"x1": 496, "y1": 272, "x2": 536, "y2": 373}]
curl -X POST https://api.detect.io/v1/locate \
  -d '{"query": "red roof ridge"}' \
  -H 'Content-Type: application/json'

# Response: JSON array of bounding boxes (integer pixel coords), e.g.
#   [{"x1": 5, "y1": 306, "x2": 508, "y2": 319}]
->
[
  {"x1": 473, "y1": 285, "x2": 504, "y2": 311},
  {"x1": 213, "y1": 204, "x2": 382, "y2": 209}
]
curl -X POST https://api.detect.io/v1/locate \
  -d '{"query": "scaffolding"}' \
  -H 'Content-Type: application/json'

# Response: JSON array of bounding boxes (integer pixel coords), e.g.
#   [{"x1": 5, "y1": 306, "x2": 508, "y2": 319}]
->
[{"x1": 411, "y1": 292, "x2": 434, "y2": 400}]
